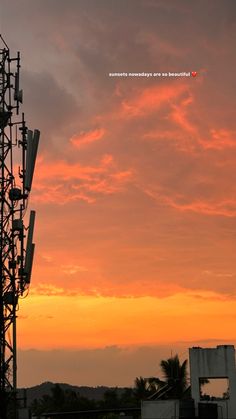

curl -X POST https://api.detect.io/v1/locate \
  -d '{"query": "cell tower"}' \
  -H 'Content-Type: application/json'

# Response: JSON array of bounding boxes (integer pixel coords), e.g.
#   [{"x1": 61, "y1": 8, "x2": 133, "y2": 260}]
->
[{"x1": 0, "y1": 36, "x2": 40, "y2": 418}]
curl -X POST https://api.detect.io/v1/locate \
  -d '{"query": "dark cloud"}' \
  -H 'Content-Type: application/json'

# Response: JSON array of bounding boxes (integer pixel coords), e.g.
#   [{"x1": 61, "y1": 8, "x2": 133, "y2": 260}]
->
[
  {"x1": 21, "y1": 70, "x2": 80, "y2": 156},
  {"x1": 18, "y1": 339, "x2": 236, "y2": 388},
  {"x1": 18, "y1": 344, "x2": 187, "y2": 388}
]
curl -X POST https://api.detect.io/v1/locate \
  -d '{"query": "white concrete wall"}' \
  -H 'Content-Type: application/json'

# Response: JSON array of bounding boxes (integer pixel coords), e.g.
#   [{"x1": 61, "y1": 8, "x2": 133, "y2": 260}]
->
[
  {"x1": 189, "y1": 345, "x2": 236, "y2": 419},
  {"x1": 141, "y1": 400, "x2": 179, "y2": 419}
]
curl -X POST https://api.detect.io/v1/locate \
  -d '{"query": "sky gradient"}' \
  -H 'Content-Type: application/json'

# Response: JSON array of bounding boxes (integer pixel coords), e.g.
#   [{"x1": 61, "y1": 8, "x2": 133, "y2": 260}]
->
[{"x1": 1, "y1": 0, "x2": 236, "y2": 387}]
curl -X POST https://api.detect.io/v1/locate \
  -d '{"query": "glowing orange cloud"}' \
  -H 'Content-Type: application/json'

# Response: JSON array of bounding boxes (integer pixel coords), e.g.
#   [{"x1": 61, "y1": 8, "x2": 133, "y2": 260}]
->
[
  {"x1": 164, "y1": 196, "x2": 236, "y2": 217},
  {"x1": 70, "y1": 128, "x2": 106, "y2": 148},
  {"x1": 95, "y1": 82, "x2": 190, "y2": 125},
  {"x1": 32, "y1": 155, "x2": 133, "y2": 204},
  {"x1": 143, "y1": 187, "x2": 236, "y2": 218},
  {"x1": 200, "y1": 129, "x2": 236, "y2": 150},
  {"x1": 169, "y1": 96, "x2": 197, "y2": 134},
  {"x1": 142, "y1": 91, "x2": 198, "y2": 154},
  {"x1": 35, "y1": 154, "x2": 111, "y2": 181},
  {"x1": 120, "y1": 83, "x2": 188, "y2": 119},
  {"x1": 142, "y1": 127, "x2": 197, "y2": 154}
]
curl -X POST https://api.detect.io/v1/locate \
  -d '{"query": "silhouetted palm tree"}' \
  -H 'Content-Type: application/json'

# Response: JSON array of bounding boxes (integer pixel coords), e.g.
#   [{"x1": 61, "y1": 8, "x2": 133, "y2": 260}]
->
[
  {"x1": 133, "y1": 376, "x2": 151, "y2": 400},
  {"x1": 159, "y1": 354, "x2": 188, "y2": 399},
  {"x1": 134, "y1": 355, "x2": 189, "y2": 401},
  {"x1": 147, "y1": 376, "x2": 164, "y2": 394}
]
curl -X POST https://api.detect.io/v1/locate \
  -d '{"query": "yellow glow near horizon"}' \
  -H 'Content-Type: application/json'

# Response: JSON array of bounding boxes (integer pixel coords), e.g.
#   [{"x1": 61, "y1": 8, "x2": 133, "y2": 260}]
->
[{"x1": 17, "y1": 292, "x2": 236, "y2": 350}]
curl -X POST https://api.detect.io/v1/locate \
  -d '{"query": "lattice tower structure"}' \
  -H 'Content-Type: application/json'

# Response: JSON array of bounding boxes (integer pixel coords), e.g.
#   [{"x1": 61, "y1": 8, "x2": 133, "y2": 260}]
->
[{"x1": 0, "y1": 36, "x2": 40, "y2": 419}]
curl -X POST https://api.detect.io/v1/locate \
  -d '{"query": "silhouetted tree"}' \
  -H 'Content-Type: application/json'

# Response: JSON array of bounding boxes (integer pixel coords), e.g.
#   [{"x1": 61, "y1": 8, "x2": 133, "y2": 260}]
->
[
  {"x1": 99, "y1": 388, "x2": 120, "y2": 409},
  {"x1": 31, "y1": 384, "x2": 96, "y2": 416},
  {"x1": 120, "y1": 387, "x2": 137, "y2": 407},
  {"x1": 147, "y1": 376, "x2": 164, "y2": 393},
  {"x1": 159, "y1": 354, "x2": 188, "y2": 399},
  {"x1": 51, "y1": 383, "x2": 65, "y2": 410},
  {"x1": 133, "y1": 376, "x2": 152, "y2": 400}
]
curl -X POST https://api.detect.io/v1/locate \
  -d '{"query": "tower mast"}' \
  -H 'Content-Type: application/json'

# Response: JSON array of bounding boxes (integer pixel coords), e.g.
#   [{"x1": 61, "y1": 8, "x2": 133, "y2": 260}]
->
[{"x1": 0, "y1": 35, "x2": 40, "y2": 419}]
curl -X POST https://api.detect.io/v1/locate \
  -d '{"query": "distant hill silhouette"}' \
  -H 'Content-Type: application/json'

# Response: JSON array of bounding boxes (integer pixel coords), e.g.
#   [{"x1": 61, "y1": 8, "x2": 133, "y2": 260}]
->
[{"x1": 19, "y1": 381, "x2": 127, "y2": 407}]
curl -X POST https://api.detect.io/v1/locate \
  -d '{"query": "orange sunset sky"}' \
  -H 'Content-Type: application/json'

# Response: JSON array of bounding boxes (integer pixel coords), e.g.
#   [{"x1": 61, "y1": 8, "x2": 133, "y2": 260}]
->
[{"x1": 1, "y1": 0, "x2": 236, "y2": 387}]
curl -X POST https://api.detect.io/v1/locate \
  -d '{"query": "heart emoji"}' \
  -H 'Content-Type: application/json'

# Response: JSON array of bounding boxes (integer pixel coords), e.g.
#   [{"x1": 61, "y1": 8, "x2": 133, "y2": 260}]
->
[{"x1": 191, "y1": 71, "x2": 197, "y2": 77}]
